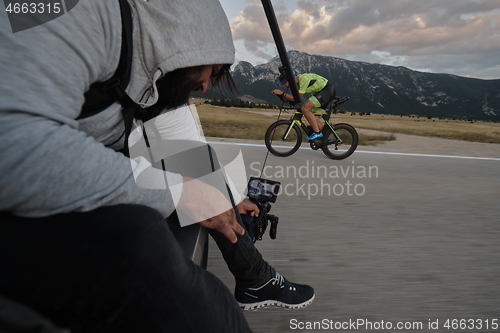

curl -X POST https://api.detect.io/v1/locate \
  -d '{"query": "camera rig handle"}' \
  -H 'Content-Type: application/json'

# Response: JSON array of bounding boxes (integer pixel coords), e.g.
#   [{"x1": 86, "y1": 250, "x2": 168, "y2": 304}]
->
[
  {"x1": 241, "y1": 200, "x2": 279, "y2": 242},
  {"x1": 253, "y1": 201, "x2": 270, "y2": 241},
  {"x1": 268, "y1": 214, "x2": 279, "y2": 239},
  {"x1": 243, "y1": 177, "x2": 281, "y2": 242}
]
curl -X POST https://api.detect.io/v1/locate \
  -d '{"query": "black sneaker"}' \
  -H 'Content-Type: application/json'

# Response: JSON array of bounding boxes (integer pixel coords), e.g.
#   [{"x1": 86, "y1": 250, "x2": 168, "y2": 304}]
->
[{"x1": 235, "y1": 272, "x2": 315, "y2": 311}]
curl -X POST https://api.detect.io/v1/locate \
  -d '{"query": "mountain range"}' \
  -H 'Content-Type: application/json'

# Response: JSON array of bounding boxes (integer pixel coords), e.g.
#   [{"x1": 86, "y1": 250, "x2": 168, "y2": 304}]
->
[{"x1": 201, "y1": 50, "x2": 500, "y2": 121}]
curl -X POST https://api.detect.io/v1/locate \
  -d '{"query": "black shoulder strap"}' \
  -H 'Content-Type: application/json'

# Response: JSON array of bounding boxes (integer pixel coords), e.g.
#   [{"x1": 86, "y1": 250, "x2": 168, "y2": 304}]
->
[
  {"x1": 78, "y1": 0, "x2": 134, "y2": 119},
  {"x1": 79, "y1": 0, "x2": 153, "y2": 157}
]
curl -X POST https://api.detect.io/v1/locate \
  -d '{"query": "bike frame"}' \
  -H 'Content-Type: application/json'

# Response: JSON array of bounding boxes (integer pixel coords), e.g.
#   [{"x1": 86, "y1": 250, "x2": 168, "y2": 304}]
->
[{"x1": 281, "y1": 107, "x2": 344, "y2": 145}]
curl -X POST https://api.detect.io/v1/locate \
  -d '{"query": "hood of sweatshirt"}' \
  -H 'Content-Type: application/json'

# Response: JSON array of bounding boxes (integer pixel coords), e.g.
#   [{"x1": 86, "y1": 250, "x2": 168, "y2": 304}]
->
[{"x1": 127, "y1": 0, "x2": 235, "y2": 105}]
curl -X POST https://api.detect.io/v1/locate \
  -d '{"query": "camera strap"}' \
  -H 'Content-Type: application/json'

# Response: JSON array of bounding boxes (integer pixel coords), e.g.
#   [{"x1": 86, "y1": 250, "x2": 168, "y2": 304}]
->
[
  {"x1": 78, "y1": 0, "x2": 152, "y2": 157},
  {"x1": 259, "y1": 87, "x2": 290, "y2": 177}
]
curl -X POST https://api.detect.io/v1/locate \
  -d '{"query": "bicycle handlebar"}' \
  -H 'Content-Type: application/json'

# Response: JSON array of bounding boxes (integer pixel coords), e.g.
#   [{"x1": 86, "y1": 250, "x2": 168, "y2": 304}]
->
[{"x1": 274, "y1": 94, "x2": 297, "y2": 111}]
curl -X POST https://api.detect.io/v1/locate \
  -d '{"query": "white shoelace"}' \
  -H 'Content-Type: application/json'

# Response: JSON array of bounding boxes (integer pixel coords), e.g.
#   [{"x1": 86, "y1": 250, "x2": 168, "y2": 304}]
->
[{"x1": 272, "y1": 272, "x2": 285, "y2": 288}]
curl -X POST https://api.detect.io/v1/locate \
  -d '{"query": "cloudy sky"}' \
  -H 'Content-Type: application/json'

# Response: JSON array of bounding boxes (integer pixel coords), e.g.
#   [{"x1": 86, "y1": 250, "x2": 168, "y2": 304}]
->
[{"x1": 219, "y1": 0, "x2": 500, "y2": 79}]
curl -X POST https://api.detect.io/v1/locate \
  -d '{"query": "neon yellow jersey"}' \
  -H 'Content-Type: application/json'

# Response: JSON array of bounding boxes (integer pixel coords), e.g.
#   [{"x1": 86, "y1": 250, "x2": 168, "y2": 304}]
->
[{"x1": 297, "y1": 73, "x2": 328, "y2": 94}]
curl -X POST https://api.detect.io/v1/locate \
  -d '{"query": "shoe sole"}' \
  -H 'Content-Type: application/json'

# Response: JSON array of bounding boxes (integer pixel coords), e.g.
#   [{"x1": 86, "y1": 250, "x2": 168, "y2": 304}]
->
[{"x1": 238, "y1": 294, "x2": 315, "y2": 311}]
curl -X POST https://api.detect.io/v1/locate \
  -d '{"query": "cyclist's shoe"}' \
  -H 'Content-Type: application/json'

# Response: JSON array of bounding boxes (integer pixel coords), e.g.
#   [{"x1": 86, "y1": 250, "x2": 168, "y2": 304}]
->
[
  {"x1": 305, "y1": 132, "x2": 323, "y2": 140},
  {"x1": 235, "y1": 271, "x2": 315, "y2": 311}
]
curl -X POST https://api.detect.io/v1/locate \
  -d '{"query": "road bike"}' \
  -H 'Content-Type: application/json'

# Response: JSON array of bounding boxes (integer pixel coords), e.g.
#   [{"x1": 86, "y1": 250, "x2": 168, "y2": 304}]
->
[{"x1": 265, "y1": 96, "x2": 359, "y2": 160}]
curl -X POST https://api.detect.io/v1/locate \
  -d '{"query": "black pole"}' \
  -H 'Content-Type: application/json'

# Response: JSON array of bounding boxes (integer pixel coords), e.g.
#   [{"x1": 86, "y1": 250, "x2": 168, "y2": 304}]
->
[{"x1": 261, "y1": 0, "x2": 301, "y2": 104}]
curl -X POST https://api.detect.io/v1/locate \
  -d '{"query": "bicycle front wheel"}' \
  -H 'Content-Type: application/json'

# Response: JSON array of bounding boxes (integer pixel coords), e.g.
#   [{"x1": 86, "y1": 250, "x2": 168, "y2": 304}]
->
[
  {"x1": 322, "y1": 123, "x2": 358, "y2": 160},
  {"x1": 265, "y1": 120, "x2": 302, "y2": 157}
]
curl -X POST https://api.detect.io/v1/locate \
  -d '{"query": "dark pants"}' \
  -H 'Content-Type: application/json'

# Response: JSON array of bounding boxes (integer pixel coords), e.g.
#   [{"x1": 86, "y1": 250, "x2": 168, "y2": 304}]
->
[
  {"x1": 314, "y1": 82, "x2": 336, "y2": 109},
  {"x1": 0, "y1": 204, "x2": 266, "y2": 333}
]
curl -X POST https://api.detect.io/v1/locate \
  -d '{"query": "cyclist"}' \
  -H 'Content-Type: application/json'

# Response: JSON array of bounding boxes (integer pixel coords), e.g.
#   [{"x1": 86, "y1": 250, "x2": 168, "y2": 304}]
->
[{"x1": 272, "y1": 71, "x2": 336, "y2": 140}]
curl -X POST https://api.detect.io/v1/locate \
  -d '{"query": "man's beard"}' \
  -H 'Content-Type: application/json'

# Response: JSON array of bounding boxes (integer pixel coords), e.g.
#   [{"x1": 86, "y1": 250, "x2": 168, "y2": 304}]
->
[{"x1": 146, "y1": 67, "x2": 202, "y2": 118}]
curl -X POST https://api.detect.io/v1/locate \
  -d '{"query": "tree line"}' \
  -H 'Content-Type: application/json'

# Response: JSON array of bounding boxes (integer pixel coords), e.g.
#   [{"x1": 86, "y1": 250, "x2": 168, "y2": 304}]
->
[{"x1": 206, "y1": 99, "x2": 278, "y2": 109}]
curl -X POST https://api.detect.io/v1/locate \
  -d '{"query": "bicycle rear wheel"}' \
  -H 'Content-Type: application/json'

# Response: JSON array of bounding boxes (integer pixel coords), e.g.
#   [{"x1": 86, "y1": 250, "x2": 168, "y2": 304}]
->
[
  {"x1": 265, "y1": 120, "x2": 302, "y2": 157},
  {"x1": 321, "y1": 123, "x2": 358, "y2": 160}
]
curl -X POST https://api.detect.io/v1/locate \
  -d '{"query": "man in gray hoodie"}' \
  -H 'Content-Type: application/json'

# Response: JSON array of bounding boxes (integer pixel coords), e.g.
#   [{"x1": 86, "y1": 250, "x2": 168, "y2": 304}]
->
[{"x1": 0, "y1": 0, "x2": 314, "y2": 332}]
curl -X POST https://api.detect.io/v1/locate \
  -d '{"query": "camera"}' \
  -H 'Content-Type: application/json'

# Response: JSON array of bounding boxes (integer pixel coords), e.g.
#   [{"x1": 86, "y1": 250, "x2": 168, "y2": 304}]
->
[
  {"x1": 247, "y1": 177, "x2": 280, "y2": 203},
  {"x1": 241, "y1": 177, "x2": 281, "y2": 242}
]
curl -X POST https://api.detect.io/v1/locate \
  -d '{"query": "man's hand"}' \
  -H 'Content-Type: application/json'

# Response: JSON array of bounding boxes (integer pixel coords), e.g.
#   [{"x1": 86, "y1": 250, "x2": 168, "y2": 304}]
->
[
  {"x1": 197, "y1": 210, "x2": 245, "y2": 244},
  {"x1": 177, "y1": 177, "x2": 245, "y2": 243},
  {"x1": 272, "y1": 89, "x2": 283, "y2": 96},
  {"x1": 237, "y1": 199, "x2": 260, "y2": 217},
  {"x1": 197, "y1": 199, "x2": 258, "y2": 243}
]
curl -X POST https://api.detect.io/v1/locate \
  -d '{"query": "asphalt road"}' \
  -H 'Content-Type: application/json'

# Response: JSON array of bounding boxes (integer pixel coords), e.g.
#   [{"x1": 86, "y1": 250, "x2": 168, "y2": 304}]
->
[{"x1": 206, "y1": 135, "x2": 500, "y2": 333}]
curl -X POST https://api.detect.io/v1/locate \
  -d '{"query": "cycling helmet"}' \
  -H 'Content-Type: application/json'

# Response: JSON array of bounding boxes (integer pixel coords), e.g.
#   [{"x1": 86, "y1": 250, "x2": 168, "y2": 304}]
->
[{"x1": 278, "y1": 70, "x2": 297, "y2": 84}]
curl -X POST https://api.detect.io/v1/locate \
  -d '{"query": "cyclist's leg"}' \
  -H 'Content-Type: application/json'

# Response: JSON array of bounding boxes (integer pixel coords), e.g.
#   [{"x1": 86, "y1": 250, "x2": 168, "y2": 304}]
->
[
  {"x1": 0, "y1": 205, "x2": 251, "y2": 333},
  {"x1": 300, "y1": 99, "x2": 321, "y2": 133},
  {"x1": 311, "y1": 107, "x2": 325, "y2": 131},
  {"x1": 310, "y1": 84, "x2": 335, "y2": 132}
]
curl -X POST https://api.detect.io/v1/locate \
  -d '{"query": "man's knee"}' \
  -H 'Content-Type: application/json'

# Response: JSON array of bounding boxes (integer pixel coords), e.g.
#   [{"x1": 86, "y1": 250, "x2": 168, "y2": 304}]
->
[{"x1": 301, "y1": 103, "x2": 314, "y2": 114}]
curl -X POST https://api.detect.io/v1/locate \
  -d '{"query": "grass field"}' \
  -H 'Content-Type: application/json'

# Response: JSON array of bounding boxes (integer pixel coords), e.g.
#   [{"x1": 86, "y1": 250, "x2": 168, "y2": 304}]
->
[
  {"x1": 329, "y1": 113, "x2": 500, "y2": 144},
  {"x1": 193, "y1": 101, "x2": 500, "y2": 145}
]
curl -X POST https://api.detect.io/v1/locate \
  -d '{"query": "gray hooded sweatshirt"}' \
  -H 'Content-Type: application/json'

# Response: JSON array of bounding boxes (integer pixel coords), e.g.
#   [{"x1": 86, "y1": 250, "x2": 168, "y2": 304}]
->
[{"x1": 0, "y1": 0, "x2": 235, "y2": 217}]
